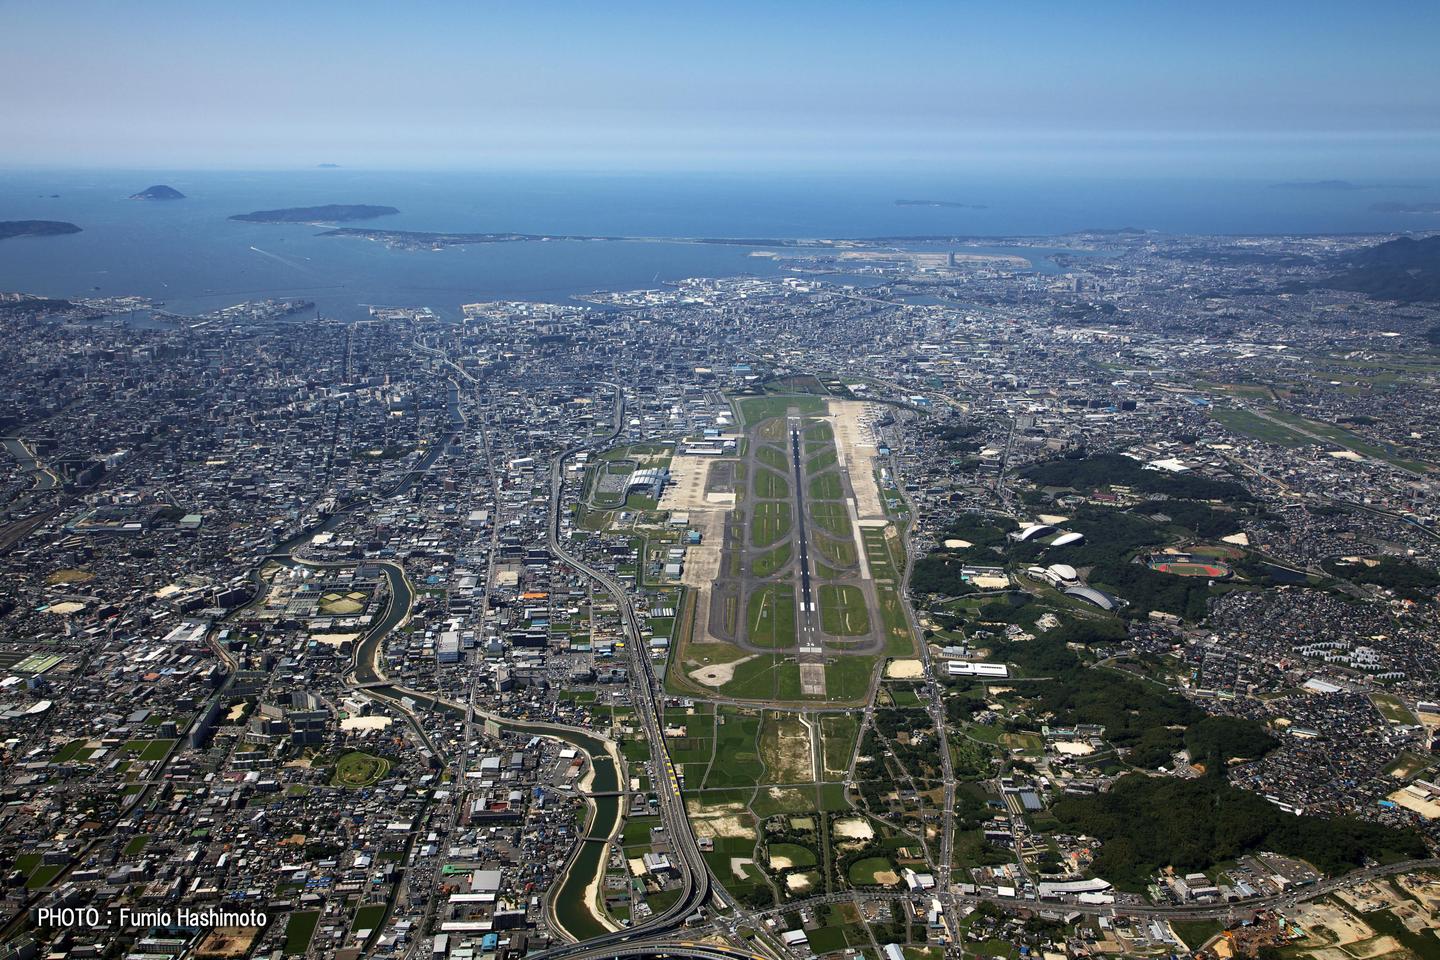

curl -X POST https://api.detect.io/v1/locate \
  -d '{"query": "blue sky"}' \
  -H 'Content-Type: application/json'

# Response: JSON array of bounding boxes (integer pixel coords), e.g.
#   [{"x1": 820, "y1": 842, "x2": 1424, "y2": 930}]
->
[{"x1": 3, "y1": 0, "x2": 1438, "y2": 174}]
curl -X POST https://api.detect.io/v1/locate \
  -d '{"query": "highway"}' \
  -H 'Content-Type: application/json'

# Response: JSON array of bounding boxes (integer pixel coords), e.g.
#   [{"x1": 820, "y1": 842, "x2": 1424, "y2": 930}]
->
[
  {"x1": 532, "y1": 855, "x2": 1440, "y2": 960},
  {"x1": 528, "y1": 381, "x2": 737, "y2": 960},
  {"x1": 553, "y1": 942, "x2": 766, "y2": 960},
  {"x1": 882, "y1": 411, "x2": 962, "y2": 940}
]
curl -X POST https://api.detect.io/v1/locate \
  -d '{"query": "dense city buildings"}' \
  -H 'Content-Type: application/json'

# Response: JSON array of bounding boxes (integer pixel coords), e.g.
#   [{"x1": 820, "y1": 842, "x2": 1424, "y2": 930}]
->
[{"x1": 2, "y1": 229, "x2": 1440, "y2": 960}]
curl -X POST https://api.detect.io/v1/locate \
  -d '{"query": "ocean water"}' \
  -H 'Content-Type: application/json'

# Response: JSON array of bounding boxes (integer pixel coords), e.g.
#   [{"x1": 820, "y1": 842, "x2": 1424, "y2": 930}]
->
[{"x1": 1, "y1": 170, "x2": 1437, "y2": 320}]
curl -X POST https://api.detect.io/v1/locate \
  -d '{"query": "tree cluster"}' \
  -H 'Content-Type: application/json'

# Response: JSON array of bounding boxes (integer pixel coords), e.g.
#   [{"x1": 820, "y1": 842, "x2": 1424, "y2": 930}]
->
[
  {"x1": 1053, "y1": 774, "x2": 1425, "y2": 889},
  {"x1": 1020, "y1": 453, "x2": 1252, "y2": 502}
]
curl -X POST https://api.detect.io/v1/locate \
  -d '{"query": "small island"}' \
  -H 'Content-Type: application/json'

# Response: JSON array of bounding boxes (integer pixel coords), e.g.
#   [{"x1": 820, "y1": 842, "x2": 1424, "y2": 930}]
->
[
  {"x1": 1372, "y1": 201, "x2": 1440, "y2": 215},
  {"x1": 895, "y1": 199, "x2": 987, "y2": 209},
  {"x1": 130, "y1": 184, "x2": 185, "y2": 200},
  {"x1": 1271, "y1": 179, "x2": 1363, "y2": 191},
  {"x1": 0, "y1": 220, "x2": 82, "y2": 240},
  {"x1": 230, "y1": 204, "x2": 398, "y2": 223}
]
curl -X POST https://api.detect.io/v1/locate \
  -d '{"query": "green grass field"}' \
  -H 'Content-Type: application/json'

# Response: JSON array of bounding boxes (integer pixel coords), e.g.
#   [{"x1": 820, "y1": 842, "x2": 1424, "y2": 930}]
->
[
  {"x1": 758, "y1": 419, "x2": 787, "y2": 442},
  {"x1": 1371, "y1": 692, "x2": 1420, "y2": 726},
  {"x1": 622, "y1": 815, "x2": 663, "y2": 849},
  {"x1": 861, "y1": 528, "x2": 898, "y2": 579},
  {"x1": 807, "y1": 449, "x2": 838, "y2": 473},
  {"x1": 747, "y1": 585, "x2": 798, "y2": 648},
  {"x1": 707, "y1": 708, "x2": 766, "y2": 787},
  {"x1": 668, "y1": 732, "x2": 716, "y2": 766},
  {"x1": 810, "y1": 501, "x2": 852, "y2": 538},
  {"x1": 332, "y1": 751, "x2": 391, "y2": 787},
  {"x1": 819, "y1": 584, "x2": 871, "y2": 635},
  {"x1": 123, "y1": 739, "x2": 176, "y2": 762},
  {"x1": 753, "y1": 468, "x2": 790, "y2": 499},
  {"x1": 717, "y1": 654, "x2": 801, "y2": 702},
  {"x1": 808, "y1": 473, "x2": 843, "y2": 500},
  {"x1": 804, "y1": 422, "x2": 833, "y2": 442},
  {"x1": 825, "y1": 656, "x2": 880, "y2": 700},
  {"x1": 1150, "y1": 560, "x2": 1230, "y2": 578},
  {"x1": 848, "y1": 856, "x2": 899, "y2": 886},
  {"x1": 805, "y1": 926, "x2": 849, "y2": 954},
  {"x1": 352, "y1": 903, "x2": 387, "y2": 934},
  {"x1": 284, "y1": 911, "x2": 321, "y2": 954},
  {"x1": 756, "y1": 444, "x2": 788, "y2": 471},
  {"x1": 767, "y1": 842, "x2": 818, "y2": 868},
  {"x1": 1169, "y1": 919, "x2": 1225, "y2": 951},
  {"x1": 1210, "y1": 407, "x2": 1310, "y2": 447},
  {"x1": 752, "y1": 787, "x2": 821, "y2": 818},
  {"x1": 1213, "y1": 405, "x2": 1430, "y2": 472},
  {"x1": 820, "y1": 713, "x2": 861, "y2": 776},
  {"x1": 750, "y1": 502, "x2": 792, "y2": 547},
  {"x1": 1383, "y1": 751, "x2": 1433, "y2": 779},
  {"x1": 813, "y1": 534, "x2": 858, "y2": 567},
  {"x1": 875, "y1": 585, "x2": 915, "y2": 655},
  {"x1": 751, "y1": 542, "x2": 792, "y2": 578},
  {"x1": 739, "y1": 394, "x2": 824, "y2": 426},
  {"x1": 25, "y1": 864, "x2": 64, "y2": 889}
]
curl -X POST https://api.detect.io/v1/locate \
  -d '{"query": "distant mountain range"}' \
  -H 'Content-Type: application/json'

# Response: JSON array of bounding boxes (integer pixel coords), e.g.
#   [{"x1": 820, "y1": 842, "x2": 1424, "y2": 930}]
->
[
  {"x1": 0, "y1": 220, "x2": 82, "y2": 240},
  {"x1": 130, "y1": 184, "x2": 185, "y2": 200},
  {"x1": 230, "y1": 204, "x2": 399, "y2": 223},
  {"x1": 1315, "y1": 235, "x2": 1440, "y2": 303}
]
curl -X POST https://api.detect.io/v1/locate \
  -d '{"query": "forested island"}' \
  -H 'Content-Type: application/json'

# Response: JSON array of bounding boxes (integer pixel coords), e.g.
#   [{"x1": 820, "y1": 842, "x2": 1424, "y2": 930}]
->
[
  {"x1": 129, "y1": 184, "x2": 185, "y2": 200},
  {"x1": 0, "y1": 220, "x2": 82, "y2": 240},
  {"x1": 230, "y1": 204, "x2": 399, "y2": 223}
]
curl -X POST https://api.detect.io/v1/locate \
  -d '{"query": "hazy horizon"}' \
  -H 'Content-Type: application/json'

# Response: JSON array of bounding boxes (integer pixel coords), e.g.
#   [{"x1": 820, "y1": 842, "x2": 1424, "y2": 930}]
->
[{"x1": 4, "y1": 0, "x2": 1439, "y2": 177}]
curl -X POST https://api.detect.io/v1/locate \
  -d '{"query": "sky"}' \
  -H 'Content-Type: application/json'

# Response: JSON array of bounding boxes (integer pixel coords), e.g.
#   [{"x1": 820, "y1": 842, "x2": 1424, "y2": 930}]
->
[{"x1": 3, "y1": 0, "x2": 1438, "y2": 176}]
